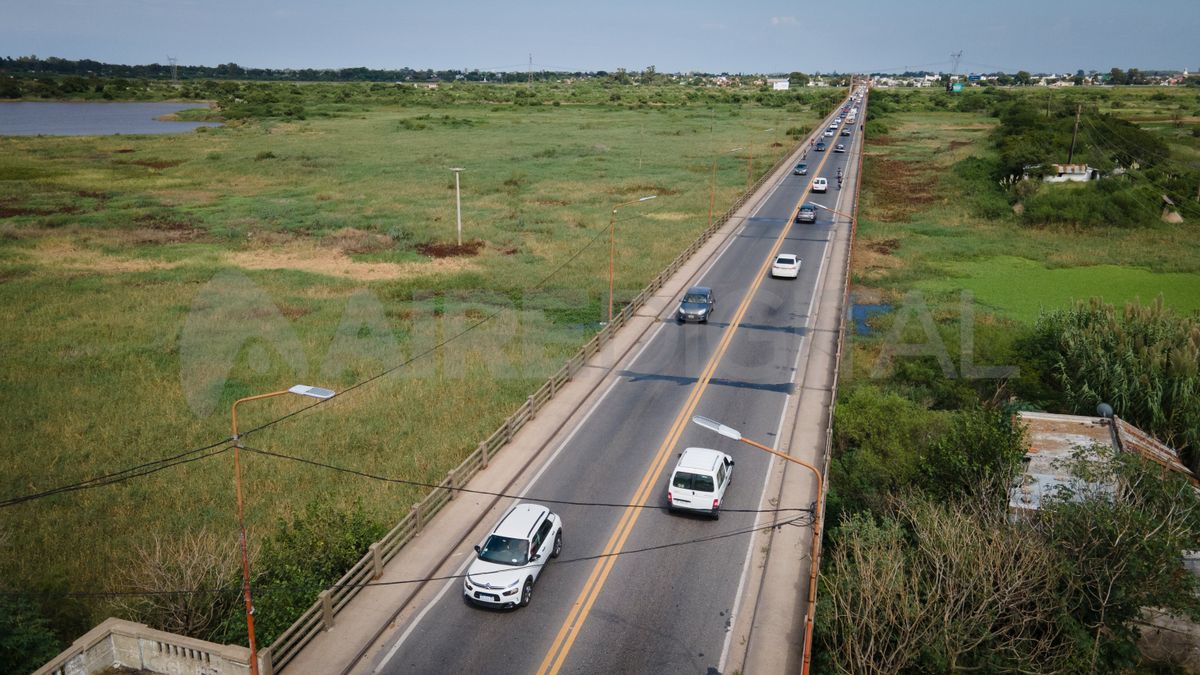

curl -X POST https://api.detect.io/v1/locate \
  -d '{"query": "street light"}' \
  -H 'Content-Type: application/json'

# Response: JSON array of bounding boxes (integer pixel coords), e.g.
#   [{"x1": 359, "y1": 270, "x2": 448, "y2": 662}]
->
[
  {"x1": 709, "y1": 147, "x2": 744, "y2": 229},
  {"x1": 449, "y1": 168, "x2": 465, "y2": 246},
  {"x1": 809, "y1": 201, "x2": 855, "y2": 221},
  {"x1": 608, "y1": 195, "x2": 657, "y2": 323},
  {"x1": 690, "y1": 414, "x2": 823, "y2": 675},
  {"x1": 231, "y1": 384, "x2": 335, "y2": 675}
]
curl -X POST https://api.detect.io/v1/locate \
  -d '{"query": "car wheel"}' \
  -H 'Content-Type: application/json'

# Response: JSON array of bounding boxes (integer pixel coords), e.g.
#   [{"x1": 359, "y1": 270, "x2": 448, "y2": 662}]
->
[
  {"x1": 711, "y1": 506, "x2": 721, "y2": 520},
  {"x1": 519, "y1": 578, "x2": 533, "y2": 607},
  {"x1": 551, "y1": 530, "x2": 562, "y2": 559}
]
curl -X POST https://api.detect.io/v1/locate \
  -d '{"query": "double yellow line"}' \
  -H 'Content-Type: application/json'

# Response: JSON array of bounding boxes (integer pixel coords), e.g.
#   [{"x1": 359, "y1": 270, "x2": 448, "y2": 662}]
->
[{"x1": 535, "y1": 113, "x2": 848, "y2": 675}]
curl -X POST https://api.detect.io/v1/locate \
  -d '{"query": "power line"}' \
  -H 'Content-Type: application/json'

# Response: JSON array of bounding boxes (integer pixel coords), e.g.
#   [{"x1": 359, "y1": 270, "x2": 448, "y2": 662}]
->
[
  {"x1": 241, "y1": 445, "x2": 812, "y2": 515},
  {"x1": 3, "y1": 511, "x2": 809, "y2": 599},
  {"x1": 0, "y1": 440, "x2": 233, "y2": 509}
]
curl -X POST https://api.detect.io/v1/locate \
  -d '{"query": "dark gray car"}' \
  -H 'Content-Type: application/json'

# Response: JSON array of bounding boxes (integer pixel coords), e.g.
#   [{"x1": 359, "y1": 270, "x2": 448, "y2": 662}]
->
[{"x1": 676, "y1": 286, "x2": 715, "y2": 323}]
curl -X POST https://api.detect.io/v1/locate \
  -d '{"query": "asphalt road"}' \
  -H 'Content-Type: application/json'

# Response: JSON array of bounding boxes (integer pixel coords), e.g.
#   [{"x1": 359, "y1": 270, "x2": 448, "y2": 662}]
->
[{"x1": 370, "y1": 95, "x2": 863, "y2": 675}]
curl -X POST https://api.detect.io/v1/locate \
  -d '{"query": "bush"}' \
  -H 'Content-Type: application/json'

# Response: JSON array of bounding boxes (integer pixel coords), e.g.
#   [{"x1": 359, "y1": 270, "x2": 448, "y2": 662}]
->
[
  {"x1": 1025, "y1": 298, "x2": 1200, "y2": 467},
  {"x1": 210, "y1": 501, "x2": 386, "y2": 646}
]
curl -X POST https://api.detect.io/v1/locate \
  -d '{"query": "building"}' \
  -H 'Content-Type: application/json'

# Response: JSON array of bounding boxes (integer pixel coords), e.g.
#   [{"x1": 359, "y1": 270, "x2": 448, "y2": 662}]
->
[
  {"x1": 1042, "y1": 163, "x2": 1100, "y2": 183},
  {"x1": 767, "y1": 78, "x2": 790, "y2": 90},
  {"x1": 1009, "y1": 411, "x2": 1195, "y2": 516}
]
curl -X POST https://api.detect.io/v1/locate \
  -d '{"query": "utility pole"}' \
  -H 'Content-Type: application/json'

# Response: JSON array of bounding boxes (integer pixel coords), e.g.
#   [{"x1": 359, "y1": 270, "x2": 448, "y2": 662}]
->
[
  {"x1": 528, "y1": 53, "x2": 533, "y2": 87},
  {"x1": 450, "y1": 168, "x2": 465, "y2": 246},
  {"x1": 1067, "y1": 104, "x2": 1082, "y2": 164}
]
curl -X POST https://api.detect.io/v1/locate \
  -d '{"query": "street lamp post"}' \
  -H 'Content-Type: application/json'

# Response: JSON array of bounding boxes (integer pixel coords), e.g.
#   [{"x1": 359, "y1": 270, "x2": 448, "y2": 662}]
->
[
  {"x1": 809, "y1": 201, "x2": 855, "y2": 222},
  {"x1": 231, "y1": 384, "x2": 335, "y2": 675},
  {"x1": 608, "y1": 195, "x2": 657, "y2": 323},
  {"x1": 449, "y1": 168, "x2": 465, "y2": 246},
  {"x1": 690, "y1": 414, "x2": 823, "y2": 675}
]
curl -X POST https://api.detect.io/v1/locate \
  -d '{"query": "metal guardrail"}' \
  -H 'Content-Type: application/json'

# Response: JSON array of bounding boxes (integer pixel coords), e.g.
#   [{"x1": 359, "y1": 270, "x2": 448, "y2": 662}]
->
[
  {"x1": 267, "y1": 112, "x2": 819, "y2": 671},
  {"x1": 801, "y1": 84, "x2": 869, "y2": 670}
]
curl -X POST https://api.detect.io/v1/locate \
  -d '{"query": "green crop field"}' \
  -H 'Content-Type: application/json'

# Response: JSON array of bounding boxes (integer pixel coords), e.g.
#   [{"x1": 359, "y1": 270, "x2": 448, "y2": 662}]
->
[{"x1": 0, "y1": 83, "x2": 833, "y2": 642}]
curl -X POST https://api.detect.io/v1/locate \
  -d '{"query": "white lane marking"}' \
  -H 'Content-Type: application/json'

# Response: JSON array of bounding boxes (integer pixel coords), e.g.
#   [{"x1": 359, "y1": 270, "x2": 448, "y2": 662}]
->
[
  {"x1": 374, "y1": 112, "x2": 840, "y2": 674},
  {"x1": 717, "y1": 138, "x2": 841, "y2": 672}
]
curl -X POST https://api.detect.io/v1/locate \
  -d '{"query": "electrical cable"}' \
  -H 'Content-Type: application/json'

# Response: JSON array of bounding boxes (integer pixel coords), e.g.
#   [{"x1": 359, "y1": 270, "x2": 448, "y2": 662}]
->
[
  {"x1": 3, "y1": 510, "x2": 811, "y2": 598},
  {"x1": 0, "y1": 439, "x2": 233, "y2": 509},
  {"x1": 240, "y1": 445, "x2": 812, "y2": 515}
]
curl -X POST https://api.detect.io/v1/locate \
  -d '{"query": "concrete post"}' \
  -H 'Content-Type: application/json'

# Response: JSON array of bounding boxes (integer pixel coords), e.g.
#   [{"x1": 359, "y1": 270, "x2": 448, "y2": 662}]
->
[
  {"x1": 370, "y1": 542, "x2": 382, "y2": 579},
  {"x1": 412, "y1": 503, "x2": 423, "y2": 533},
  {"x1": 320, "y1": 590, "x2": 333, "y2": 630},
  {"x1": 479, "y1": 442, "x2": 489, "y2": 469}
]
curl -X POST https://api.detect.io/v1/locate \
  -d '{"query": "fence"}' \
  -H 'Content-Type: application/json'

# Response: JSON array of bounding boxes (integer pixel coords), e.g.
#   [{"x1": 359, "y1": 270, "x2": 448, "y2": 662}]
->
[
  {"x1": 268, "y1": 104, "x2": 839, "y2": 672},
  {"x1": 800, "y1": 83, "x2": 869, "y2": 673}
]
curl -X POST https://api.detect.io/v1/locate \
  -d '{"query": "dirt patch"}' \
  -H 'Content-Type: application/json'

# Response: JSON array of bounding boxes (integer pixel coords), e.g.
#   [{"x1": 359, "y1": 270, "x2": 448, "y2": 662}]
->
[
  {"x1": 324, "y1": 227, "x2": 393, "y2": 255},
  {"x1": 154, "y1": 189, "x2": 219, "y2": 206},
  {"x1": 128, "y1": 159, "x2": 184, "y2": 170},
  {"x1": 417, "y1": 240, "x2": 484, "y2": 258},
  {"x1": 0, "y1": 203, "x2": 82, "y2": 217},
  {"x1": 940, "y1": 123, "x2": 995, "y2": 130},
  {"x1": 534, "y1": 198, "x2": 570, "y2": 206},
  {"x1": 646, "y1": 211, "x2": 692, "y2": 222},
  {"x1": 29, "y1": 240, "x2": 182, "y2": 273},
  {"x1": 948, "y1": 140, "x2": 972, "y2": 150},
  {"x1": 867, "y1": 135, "x2": 899, "y2": 146},
  {"x1": 867, "y1": 238, "x2": 901, "y2": 255},
  {"x1": 864, "y1": 158, "x2": 942, "y2": 222},
  {"x1": 112, "y1": 148, "x2": 135, "y2": 154},
  {"x1": 75, "y1": 190, "x2": 109, "y2": 200},
  {"x1": 231, "y1": 242, "x2": 477, "y2": 281},
  {"x1": 609, "y1": 184, "x2": 681, "y2": 197},
  {"x1": 853, "y1": 244, "x2": 905, "y2": 280}
]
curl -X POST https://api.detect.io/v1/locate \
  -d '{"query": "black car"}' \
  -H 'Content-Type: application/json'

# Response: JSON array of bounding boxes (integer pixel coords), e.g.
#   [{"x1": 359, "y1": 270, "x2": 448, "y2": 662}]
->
[
  {"x1": 815, "y1": 142, "x2": 826, "y2": 152},
  {"x1": 677, "y1": 286, "x2": 715, "y2": 323},
  {"x1": 840, "y1": 128, "x2": 851, "y2": 136},
  {"x1": 796, "y1": 204, "x2": 817, "y2": 223},
  {"x1": 793, "y1": 162, "x2": 808, "y2": 176}
]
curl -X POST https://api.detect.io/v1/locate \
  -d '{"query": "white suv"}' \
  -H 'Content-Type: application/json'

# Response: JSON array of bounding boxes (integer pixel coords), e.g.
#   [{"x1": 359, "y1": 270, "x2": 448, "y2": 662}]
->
[
  {"x1": 464, "y1": 503, "x2": 562, "y2": 608},
  {"x1": 667, "y1": 447, "x2": 734, "y2": 519}
]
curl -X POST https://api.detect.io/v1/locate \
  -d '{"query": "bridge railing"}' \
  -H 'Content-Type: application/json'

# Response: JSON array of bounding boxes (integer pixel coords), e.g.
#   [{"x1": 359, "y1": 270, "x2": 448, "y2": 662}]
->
[{"x1": 269, "y1": 112, "x2": 827, "y2": 672}]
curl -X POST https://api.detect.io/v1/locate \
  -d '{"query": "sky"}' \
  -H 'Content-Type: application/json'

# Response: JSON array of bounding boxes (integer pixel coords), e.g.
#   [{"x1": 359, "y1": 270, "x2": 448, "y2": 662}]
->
[{"x1": 3, "y1": 0, "x2": 1198, "y2": 75}]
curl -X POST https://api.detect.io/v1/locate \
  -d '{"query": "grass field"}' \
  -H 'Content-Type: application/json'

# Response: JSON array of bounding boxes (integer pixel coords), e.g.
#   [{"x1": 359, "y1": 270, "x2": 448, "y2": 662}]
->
[{"x1": 0, "y1": 92, "x2": 824, "y2": 636}]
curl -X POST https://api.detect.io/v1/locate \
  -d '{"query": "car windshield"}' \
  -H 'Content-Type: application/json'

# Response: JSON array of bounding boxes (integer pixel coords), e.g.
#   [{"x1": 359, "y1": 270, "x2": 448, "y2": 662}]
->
[
  {"x1": 683, "y1": 293, "x2": 708, "y2": 304},
  {"x1": 478, "y1": 535, "x2": 529, "y2": 566},
  {"x1": 673, "y1": 471, "x2": 715, "y2": 492},
  {"x1": 776, "y1": 256, "x2": 794, "y2": 265}
]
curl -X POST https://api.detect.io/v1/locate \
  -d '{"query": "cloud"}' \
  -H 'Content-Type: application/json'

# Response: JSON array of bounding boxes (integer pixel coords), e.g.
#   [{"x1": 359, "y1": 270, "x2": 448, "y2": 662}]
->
[{"x1": 770, "y1": 16, "x2": 798, "y2": 26}]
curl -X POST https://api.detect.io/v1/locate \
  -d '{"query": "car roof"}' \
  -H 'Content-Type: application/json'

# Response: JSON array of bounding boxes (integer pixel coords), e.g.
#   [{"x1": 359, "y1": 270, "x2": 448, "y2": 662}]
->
[
  {"x1": 676, "y1": 447, "x2": 726, "y2": 472},
  {"x1": 686, "y1": 286, "x2": 711, "y2": 295},
  {"x1": 491, "y1": 502, "x2": 550, "y2": 539}
]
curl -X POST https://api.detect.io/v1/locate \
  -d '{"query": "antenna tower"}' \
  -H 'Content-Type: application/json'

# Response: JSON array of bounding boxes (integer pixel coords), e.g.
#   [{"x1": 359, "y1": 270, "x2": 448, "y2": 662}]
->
[
  {"x1": 950, "y1": 50, "x2": 964, "y2": 77},
  {"x1": 167, "y1": 55, "x2": 178, "y2": 83},
  {"x1": 528, "y1": 53, "x2": 533, "y2": 86}
]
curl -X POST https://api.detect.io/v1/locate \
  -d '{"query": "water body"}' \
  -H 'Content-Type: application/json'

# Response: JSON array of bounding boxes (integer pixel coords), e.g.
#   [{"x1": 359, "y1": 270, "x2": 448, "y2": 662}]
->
[
  {"x1": 851, "y1": 303, "x2": 892, "y2": 335},
  {"x1": 0, "y1": 101, "x2": 222, "y2": 136}
]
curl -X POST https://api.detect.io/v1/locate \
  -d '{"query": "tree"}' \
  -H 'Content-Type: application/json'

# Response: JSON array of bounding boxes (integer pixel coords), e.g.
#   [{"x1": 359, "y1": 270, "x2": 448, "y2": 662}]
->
[
  {"x1": 818, "y1": 496, "x2": 1073, "y2": 674},
  {"x1": 1015, "y1": 70, "x2": 1033, "y2": 86},
  {"x1": 112, "y1": 528, "x2": 241, "y2": 638},
  {"x1": 1038, "y1": 447, "x2": 1200, "y2": 672},
  {"x1": 788, "y1": 71, "x2": 810, "y2": 87},
  {"x1": 0, "y1": 594, "x2": 62, "y2": 673},
  {"x1": 1110, "y1": 67, "x2": 1126, "y2": 84}
]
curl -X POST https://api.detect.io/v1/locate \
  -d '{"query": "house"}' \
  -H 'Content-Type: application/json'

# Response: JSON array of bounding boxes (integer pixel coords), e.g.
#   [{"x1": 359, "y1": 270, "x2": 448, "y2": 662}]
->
[
  {"x1": 768, "y1": 78, "x2": 790, "y2": 90},
  {"x1": 1009, "y1": 411, "x2": 1195, "y2": 516},
  {"x1": 1043, "y1": 163, "x2": 1099, "y2": 183}
]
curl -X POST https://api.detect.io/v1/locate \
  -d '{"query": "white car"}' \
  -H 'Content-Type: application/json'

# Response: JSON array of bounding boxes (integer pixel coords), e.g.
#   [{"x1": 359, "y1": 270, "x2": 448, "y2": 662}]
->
[
  {"x1": 667, "y1": 447, "x2": 734, "y2": 519},
  {"x1": 771, "y1": 253, "x2": 801, "y2": 278},
  {"x1": 464, "y1": 503, "x2": 562, "y2": 608},
  {"x1": 812, "y1": 177, "x2": 828, "y2": 193},
  {"x1": 823, "y1": 130, "x2": 835, "y2": 137}
]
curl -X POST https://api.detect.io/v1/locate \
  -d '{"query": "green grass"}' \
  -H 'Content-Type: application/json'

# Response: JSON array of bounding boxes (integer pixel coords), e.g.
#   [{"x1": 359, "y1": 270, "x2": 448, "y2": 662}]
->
[
  {"x1": 0, "y1": 90, "x2": 827, "y2": 635},
  {"x1": 916, "y1": 256, "x2": 1200, "y2": 323}
]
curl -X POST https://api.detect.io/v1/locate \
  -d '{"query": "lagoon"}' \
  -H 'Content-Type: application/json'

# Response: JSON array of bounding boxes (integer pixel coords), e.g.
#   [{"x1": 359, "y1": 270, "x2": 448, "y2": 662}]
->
[{"x1": 0, "y1": 101, "x2": 221, "y2": 136}]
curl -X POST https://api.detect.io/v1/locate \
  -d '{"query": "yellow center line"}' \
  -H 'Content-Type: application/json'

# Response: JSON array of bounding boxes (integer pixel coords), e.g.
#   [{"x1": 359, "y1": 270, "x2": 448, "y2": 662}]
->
[{"x1": 535, "y1": 110, "x2": 850, "y2": 675}]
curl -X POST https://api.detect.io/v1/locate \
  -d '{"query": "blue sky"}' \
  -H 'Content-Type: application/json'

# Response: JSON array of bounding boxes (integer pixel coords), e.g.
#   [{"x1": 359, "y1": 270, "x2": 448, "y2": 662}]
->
[{"x1": 4, "y1": 0, "x2": 1197, "y2": 74}]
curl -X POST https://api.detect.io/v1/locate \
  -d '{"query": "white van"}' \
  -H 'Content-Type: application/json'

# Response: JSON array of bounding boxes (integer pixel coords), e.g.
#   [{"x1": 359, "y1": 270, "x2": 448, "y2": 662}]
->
[
  {"x1": 812, "y1": 177, "x2": 828, "y2": 193},
  {"x1": 666, "y1": 447, "x2": 734, "y2": 519}
]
